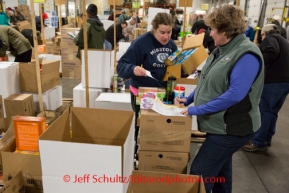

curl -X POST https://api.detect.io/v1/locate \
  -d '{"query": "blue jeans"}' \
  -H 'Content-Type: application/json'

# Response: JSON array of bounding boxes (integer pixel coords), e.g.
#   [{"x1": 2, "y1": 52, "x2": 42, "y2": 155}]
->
[
  {"x1": 190, "y1": 133, "x2": 254, "y2": 193},
  {"x1": 252, "y1": 83, "x2": 289, "y2": 147},
  {"x1": 104, "y1": 39, "x2": 112, "y2": 50}
]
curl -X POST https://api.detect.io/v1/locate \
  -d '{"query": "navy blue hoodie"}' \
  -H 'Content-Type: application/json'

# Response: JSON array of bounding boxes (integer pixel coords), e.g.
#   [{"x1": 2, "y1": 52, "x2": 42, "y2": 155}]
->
[{"x1": 117, "y1": 32, "x2": 178, "y2": 89}]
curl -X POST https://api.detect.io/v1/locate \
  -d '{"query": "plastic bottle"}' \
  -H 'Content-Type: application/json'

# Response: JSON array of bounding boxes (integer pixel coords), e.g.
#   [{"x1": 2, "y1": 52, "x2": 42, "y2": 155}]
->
[{"x1": 166, "y1": 75, "x2": 177, "y2": 104}]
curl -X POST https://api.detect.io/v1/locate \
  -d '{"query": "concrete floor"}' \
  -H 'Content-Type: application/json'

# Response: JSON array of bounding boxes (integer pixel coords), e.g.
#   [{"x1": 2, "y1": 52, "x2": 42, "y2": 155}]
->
[{"x1": 61, "y1": 78, "x2": 289, "y2": 193}]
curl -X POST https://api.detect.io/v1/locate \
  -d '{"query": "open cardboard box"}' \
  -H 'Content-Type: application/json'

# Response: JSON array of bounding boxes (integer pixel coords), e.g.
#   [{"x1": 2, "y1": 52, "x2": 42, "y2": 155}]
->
[
  {"x1": 39, "y1": 107, "x2": 135, "y2": 193},
  {"x1": 1, "y1": 139, "x2": 43, "y2": 193},
  {"x1": 0, "y1": 171, "x2": 25, "y2": 193},
  {"x1": 127, "y1": 170, "x2": 205, "y2": 193},
  {"x1": 139, "y1": 110, "x2": 192, "y2": 153},
  {"x1": 166, "y1": 33, "x2": 208, "y2": 76}
]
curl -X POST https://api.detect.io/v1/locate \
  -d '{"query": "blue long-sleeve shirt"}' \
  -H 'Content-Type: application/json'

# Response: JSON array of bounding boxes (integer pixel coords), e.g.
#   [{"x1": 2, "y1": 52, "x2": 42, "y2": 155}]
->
[{"x1": 184, "y1": 53, "x2": 261, "y2": 115}]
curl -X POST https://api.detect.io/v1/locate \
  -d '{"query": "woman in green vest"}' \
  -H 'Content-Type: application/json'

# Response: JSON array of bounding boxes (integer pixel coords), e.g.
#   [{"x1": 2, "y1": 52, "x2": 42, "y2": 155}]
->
[{"x1": 176, "y1": 5, "x2": 264, "y2": 193}]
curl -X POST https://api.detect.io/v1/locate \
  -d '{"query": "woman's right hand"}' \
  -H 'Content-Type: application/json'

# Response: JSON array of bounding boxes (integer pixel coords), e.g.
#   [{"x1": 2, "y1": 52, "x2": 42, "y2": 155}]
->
[
  {"x1": 134, "y1": 66, "x2": 146, "y2": 76},
  {"x1": 175, "y1": 97, "x2": 187, "y2": 107}
]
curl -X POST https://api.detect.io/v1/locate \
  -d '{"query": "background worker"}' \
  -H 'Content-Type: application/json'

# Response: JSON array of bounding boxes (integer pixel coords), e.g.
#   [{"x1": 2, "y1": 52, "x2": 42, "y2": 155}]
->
[
  {"x1": 74, "y1": 4, "x2": 105, "y2": 59},
  {"x1": 243, "y1": 24, "x2": 289, "y2": 152},
  {"x1": 117, "y1": 12, "x2": 178, "y2": 159},
  {"x1": 0, "y1": 25, "x2": 32, "y2": 62},
  {"x1": 191, "y1": 14, "x2": 208, "y2": 35},
  {"x1": 176, "y1": 5, "x2": 264, "y2": 192},
  {"x1": 104, "y1": 22, "x2": 128, "y2": 50},
  {"x1": 271, "y1": 15, "x2": 286, "y2": 38}
]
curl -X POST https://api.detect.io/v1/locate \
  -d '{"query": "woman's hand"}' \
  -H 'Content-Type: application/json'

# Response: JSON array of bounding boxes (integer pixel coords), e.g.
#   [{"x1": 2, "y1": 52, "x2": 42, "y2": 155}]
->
[
  {"x1": 180, "y1": 108, "x2": 188, "y2": 115},
  {"x1": 134, "y1": 66, "x2": 146, "y2": 76},
  {"x1": 175, "y1": 97, "x2": 187, "y2": 107}
]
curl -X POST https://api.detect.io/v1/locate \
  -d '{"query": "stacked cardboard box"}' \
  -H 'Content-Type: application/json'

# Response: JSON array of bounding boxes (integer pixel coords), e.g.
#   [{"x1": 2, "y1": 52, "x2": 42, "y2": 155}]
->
[
  {"x1": 18, "y1": 4, "x2": 31, "y2": 24},
  {"x1": 133, "y1": 28, "x2": 147, "y2": 39},
  {"x1": 138, "y1": 110, "x2": 192, "y2": 174},
  {"x1": 46, "y1": 36, "x2": 61, "y2": 55},
  {"x1": 61, "y1": 28, "x2": 81, "y2": 79}
]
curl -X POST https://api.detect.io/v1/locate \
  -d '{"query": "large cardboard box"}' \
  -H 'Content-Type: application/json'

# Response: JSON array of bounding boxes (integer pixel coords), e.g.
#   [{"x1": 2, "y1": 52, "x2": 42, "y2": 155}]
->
[
  {"x1": 0, "y1": 62, "x2": 20, "y2": 117},
  {"x1": 127, "y1": 170, "x2": 205, "y2": 193},
  {"x1": 81, "y1": 49, "x2": 114, "y2": 88},
  {"x1": 39, "y1": 54, "x2": 62, "y2": 72},
  {"x1": 140, "y1": 110, "x2": 192, "y2": 153},
  {"x1": 39, "y1": 108, "x2": 135, "y2": 193},
  {"x1": 17, "y1": 20, "x2": 32, "y2": 32},
  {"x1": 61, "y1": 28, "x2": 81, "y2": 79},
  {"x1": 24, "y1": 85, "x2": 62, "y2": 112},
  {"x1": 4, "y1": 94, "x2": 35, "y2": 119},
  {"x1": 163, "y1": 65, "x2": 181, "y2": 81},
  {"x1": 138, "y1": 150, "x2": 189, "y2": 174},
  {"x1": 19, "y1": 60, "x2": 60, "y2": 93},
  {"x1": 0, "y1": 123, "x2": 15, "y2": 171},
  {"x1": 94, "y1": 93, "x2": 132, "y2": 111},
  {"x1": 73, "y1": 83, "x2": 104, "y2": 108},
  {"x1": 2, "y1": 139, "x2": 43, "y2": 193}
]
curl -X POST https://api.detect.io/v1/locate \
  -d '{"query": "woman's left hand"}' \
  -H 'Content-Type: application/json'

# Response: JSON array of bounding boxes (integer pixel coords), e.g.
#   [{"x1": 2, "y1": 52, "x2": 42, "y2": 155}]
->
[{"x1": 180, "y1": 108, "x2": 188, "y2": 115}]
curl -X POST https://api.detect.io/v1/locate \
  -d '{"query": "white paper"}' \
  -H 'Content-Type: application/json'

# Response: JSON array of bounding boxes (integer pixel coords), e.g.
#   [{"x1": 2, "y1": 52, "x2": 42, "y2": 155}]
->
[
  {"x1": 67, "y1": 32, "x2": 76, "y2": 38},
  {"x1": 152, "y1": 97, "x2": 186, "y2": 116}
]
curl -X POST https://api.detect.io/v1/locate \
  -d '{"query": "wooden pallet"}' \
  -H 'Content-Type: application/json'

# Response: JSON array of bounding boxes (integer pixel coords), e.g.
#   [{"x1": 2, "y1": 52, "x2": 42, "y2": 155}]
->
[{"x1": 191, "y1": 130, "x2": 207, "y2": 143}]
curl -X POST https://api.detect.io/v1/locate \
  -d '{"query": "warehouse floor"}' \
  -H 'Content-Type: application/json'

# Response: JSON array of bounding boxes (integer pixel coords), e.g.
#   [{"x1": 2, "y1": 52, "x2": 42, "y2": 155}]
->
[{"x1": 60, "y1": 78, "x2": 289, "y2": 193}]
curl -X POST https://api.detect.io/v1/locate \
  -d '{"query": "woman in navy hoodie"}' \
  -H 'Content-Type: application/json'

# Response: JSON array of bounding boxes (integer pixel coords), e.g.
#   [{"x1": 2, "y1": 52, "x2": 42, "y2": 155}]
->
[{"x1": 117, "y1": 12, "x2": 178, "y2": 156}]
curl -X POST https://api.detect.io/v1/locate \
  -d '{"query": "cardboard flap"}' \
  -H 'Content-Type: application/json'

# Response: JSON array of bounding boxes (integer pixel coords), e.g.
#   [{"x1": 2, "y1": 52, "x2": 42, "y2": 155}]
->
[
  {"x1": 0, "y1": 171, "x2": 25, "y2": 193},
  {"x1": 39, "y1": 109, "x2": 70, "y2": 142},
  {"x1": 177, "y1": 78, "x2": 199, "y2": 85},
  {"x1": 128, "y1": 170, "x2": 205, "y2": 193},
  {"x1": 182, "y1": 33, "x2": 205, "y2": 50},
  {"x1": 71, "y1": 107, "x2": 134, "y2": 145}
]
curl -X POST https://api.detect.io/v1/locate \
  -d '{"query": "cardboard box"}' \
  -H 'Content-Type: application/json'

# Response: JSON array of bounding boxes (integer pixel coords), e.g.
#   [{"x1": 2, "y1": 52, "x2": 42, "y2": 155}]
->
[
  {"x1": 19, "y1": 60, "x2": 60, "y2": 93},
  {"x1": 17, "y1": 20, "x2": 32, "y2": 32},
  {"x1": 39, "y1": 54, "x2": 62, "y2": 72},
  {"x1": 0, "y1": 123, "x2": 15, "y2": 171},
  {"x1": 0, "y1": 171, "x2": 25, "y2": 193},
  {"x1": 180, "y1": 34, "x2": 208, "y2": 75},
  {"x1": 179, "y1": 0, "x2": 193, "y2": 7},
  {"x1": 4, "y1": 94, "x2": 35, "y2": 119},
  {"x1": 24, "y1": 85, "x2": 62, "y2": 112},
  {"x1": 55, "y1": 0, "x2": 66, "y2": 5},
  {"x1": 0, "y1": 96, "x2": 3, "y2": 119},
  {"x1": 163, "y1": 65, "x2": 181, "y2": 81},
  {"x1": 140, "y1": 110, "x2": 192, "y2": 153},
  {"x1": 0, "y1": 62, "x2": 20, "y2": 117},
  {"x1": 138, "y1": 151, "x2": 189, "y2": 174},
  {"x1": 73, "y1": 83, "x2": 104, "y2": 108},
  {"x1": 14, "y1": 116, "x2": 47, "y2": 151},
  {"x1": 2, "y1": 139, "x2": 43, "y2": 193},
  {"x1": 94, "y1": 93, "x2": 132, "y2": 111},
  {"x1": 61, "y1": 28, "x2": 81, "y2": 79},
  {"x1": 81, "y1": 49, "x2": 114, "y2": 88},
  {"x1": 127, "y1": 170, "x2": 205, "y2": 193},
  {"x1": 39, "y1": 107, "x2": 135, "y2": 193},
  {"x1": 108, "y1": 0, "x2": 122, "y2": 5}
]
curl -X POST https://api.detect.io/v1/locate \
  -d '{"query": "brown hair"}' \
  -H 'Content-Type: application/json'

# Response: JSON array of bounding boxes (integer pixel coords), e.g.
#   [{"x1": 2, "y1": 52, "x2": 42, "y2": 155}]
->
[
  {"x1": 204, "y1": 5, "x2": 246, "y2": 38},
  {"x1": 151, "y1": 12, "x2": 174, "y2": 31}
]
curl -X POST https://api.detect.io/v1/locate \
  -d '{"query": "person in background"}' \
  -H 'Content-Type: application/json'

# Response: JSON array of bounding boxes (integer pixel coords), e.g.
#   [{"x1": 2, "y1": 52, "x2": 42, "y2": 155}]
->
[
  {"x1": 0, "y1": 11, "x2": 10, "y2": 26},
  {"x1": 6, "y1": 10, "x2": 17, "y2": 25},
  {"x1": 191, "y1": 14, "x2": 208, "y2": 35},
  {"x1": 271, "y1": 15, "x2": 286, "y2": 38},
  {"x1": 243, "y1": 24, "x2": 289, "y2": 152},
  {"x1": 108, "y1": 11, "x2": 114, "y2": 21},
  {"x1": 104, "y1": 22, "x2": 128, "y2": 50},
  {"x1": 244, "y1": 17, "x2": 255, "y2": 41},
  {"x1": 171, "y1": 13, "x2": 182, "y2": 40},
  {"x1": 14, "y1": 9, "x2": 26, "y2": 22},
  {"x1": 123, "y1": 17, "x2": 137, "y2": 42},
  {"x1": 118, "y1": 10, "x2": 129, "y2": 23},
  {"x1": 0, "y1": 25, "x2": 32, "y2": 62},
  {"x1": 117, "y1": 12, "x2": 178, "y2": 160},
  {"x1": 74, "y1": 4, "x2": 105, "y2": 59},
  {"x1": 201, "y1": 28, "x2": 216, "y2": 54},
  {"x1": 176, "y1": 5, "x2": 264, "y2": 192},
  {"x1": 286, "y1": 24, "x2": 289, "y2": 41}
]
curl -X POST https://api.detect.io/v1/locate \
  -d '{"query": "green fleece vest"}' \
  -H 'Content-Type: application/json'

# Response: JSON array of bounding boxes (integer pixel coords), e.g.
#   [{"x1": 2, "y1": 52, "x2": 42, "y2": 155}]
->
[{"x1": 194, "y1": 34, "x2": 264, "y2": 136}]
